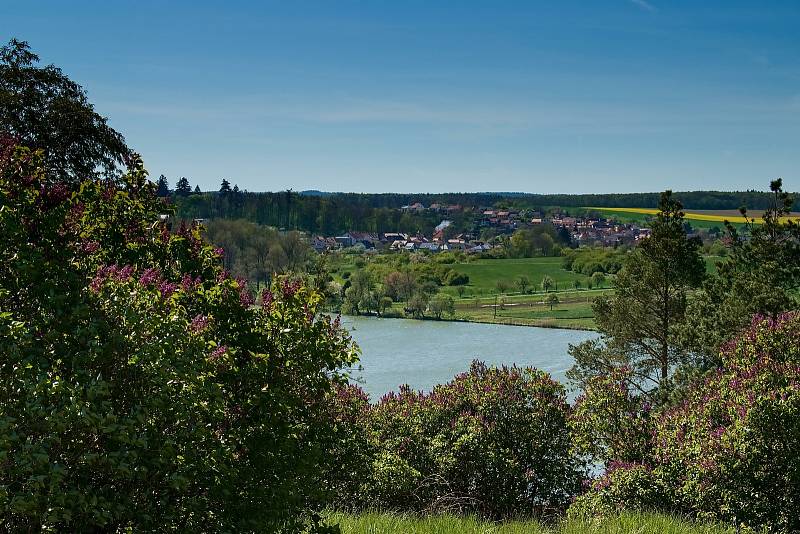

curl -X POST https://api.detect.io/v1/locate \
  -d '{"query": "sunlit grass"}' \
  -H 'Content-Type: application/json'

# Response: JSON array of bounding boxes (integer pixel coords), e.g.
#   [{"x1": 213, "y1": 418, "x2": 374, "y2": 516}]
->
[{"x1": 326, "y1": 510, "x2": 735, "y2": 534}]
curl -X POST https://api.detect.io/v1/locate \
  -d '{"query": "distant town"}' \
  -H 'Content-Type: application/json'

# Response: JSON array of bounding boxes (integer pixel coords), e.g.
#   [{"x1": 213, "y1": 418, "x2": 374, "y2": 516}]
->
[{"x1": 312, "y1": 202, "x2": 651, "y2": 254}]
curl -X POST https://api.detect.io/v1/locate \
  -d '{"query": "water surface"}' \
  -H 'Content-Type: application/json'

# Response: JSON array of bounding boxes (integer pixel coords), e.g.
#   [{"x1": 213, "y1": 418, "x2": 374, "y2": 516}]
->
[{"x1": 343, "y1": 316, "x2": 597, "y2": 399}]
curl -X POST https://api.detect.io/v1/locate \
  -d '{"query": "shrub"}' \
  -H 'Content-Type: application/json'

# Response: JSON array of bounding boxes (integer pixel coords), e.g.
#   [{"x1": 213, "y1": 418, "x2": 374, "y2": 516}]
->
[
  {"x1": 569, "y1": 368, "x2": 653, "y2": 467},
  {"x1": 333, "y1": 362, "x2": 585, "y2": 519},
  {"x1": 573, "y1": 313, "x2": 800, "y2": 532},
  {"x1": 0, "y1": 141, "x2": 359, "y2": 531}
]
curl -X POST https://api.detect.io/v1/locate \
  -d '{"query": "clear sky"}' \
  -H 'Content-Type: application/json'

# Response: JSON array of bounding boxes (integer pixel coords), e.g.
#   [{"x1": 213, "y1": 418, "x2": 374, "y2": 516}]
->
[{"x1": 3, "y1": 1, "x2": 799, "y2": 193}]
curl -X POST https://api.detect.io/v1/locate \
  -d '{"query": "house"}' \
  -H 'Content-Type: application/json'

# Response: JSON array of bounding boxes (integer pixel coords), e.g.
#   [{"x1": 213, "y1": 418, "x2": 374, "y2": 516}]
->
[{"x1": 418, "y1": 242, "x2": 440, "y2": 252}]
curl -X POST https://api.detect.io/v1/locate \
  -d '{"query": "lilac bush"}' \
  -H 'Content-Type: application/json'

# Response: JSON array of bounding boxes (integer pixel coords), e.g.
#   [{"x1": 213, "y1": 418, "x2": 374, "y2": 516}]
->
[{"x1": 572, "y1": 313, "x2": 800, "y2": 532}]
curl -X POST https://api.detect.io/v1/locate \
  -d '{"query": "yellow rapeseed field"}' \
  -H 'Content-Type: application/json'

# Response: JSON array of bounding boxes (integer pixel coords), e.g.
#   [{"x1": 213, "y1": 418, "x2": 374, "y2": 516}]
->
[{"x1": 589, "y1": 207, "x2": 796, "y2": 224}]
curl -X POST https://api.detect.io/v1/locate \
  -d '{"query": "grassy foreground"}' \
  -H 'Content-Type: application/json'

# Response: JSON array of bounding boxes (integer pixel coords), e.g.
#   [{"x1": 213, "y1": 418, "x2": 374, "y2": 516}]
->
[{"x1": 326, "y1": 511, "x2": 734, "y2": 534}]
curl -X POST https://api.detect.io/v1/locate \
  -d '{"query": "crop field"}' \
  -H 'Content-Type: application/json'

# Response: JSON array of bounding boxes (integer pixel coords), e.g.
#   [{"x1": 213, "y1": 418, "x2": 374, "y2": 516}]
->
[{"x1": 589, "y1": 206, "x2": 797, "y2": 227}]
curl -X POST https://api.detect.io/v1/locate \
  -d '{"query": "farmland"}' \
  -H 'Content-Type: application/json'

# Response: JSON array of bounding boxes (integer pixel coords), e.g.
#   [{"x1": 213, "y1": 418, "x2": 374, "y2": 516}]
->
[{"x1": 589, "y1": 206, "x2": 798, "y2": 228}]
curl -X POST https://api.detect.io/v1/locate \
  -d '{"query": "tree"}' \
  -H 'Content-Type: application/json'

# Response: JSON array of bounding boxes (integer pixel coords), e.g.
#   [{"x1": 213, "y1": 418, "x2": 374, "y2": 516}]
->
[
  {"x1": 517, "y1": 275, "x2": 531, "y2": 294},
  {"x1": 155, "y1": 174, "x2": 170, "y2": 197},
  {"x1": 541, "y1": 275, "x2": 554, "y2": 292},
  {"x1": 193, "y1": 185, "x2": 201, "y2": 194},
  {"x1": 684, "y1": 179, "x2": 800, "y2": 363},
  {"x1": 0, "y1": 141, "x2": 358, "y2": 531},
  {"x1": 496, "y1": 279, "x2": 511, "y2": 294},
  {"x1": 591, "y1": 271, "x2": 606, "y2": 288},
  {"x1": 568, "y1": 191, "x2": 705, "y2": 401},
  {"x1": 219, "y1": 178, "x2": 232, "y2": 194},
  {"x1": 429, "y1": 294, "x2": 455, "y2": 319},
  {"x1": 0, "y1": 39, "x2": 129, "y2": 181},
  {"x1": 573, "y1": 279, "x2": 582, "y2": 290},
  {"x1": 378, "y1": 295, "x2": 393, "y2": 316},
  {"x1": 456, "y1": 285, "x2": 467, "y2": 298},
  {"x1": 175, "y1": 176, "x2": 191, "y2": 196},
  {"x1": 546, "y1": 293, "x2": 560, "y2": 311},
  {"x1": 406, "y1": 291, "x2": 429, "y2": 318}
]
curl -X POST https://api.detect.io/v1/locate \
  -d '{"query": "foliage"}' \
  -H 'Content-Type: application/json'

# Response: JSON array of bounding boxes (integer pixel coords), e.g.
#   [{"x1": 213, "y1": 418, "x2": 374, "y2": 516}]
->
[
  {"x1": 203, "y1": 218, "x2": 313, "y2": 287},
  {"x1": 575, "y1": 313, "x2": 800, "y2": 532},
  {"x1": 569, "y1": 191, "x2": 705, "y2": 401},
  {"x1": 0, "y1": 141, "x2": 358, "y2": 531},
  {"x1": 0, "y1": 39, "x2": 129, "y2": 181},
  {"x1": 545, "y1": 293, "x2": 559, "y2": 310},
  {"x1": 569, "y1": 368, "x2": 652, "y2": 467},
  {"x1": 684, "y1": 179, "x2": 800, "y2": 363},
  {"x1": 562, "y1": 247, "x2": 627, "y2": 276},
  {"x1": 328, "y1": 362, "x2": 585, "y2": 519},
  {"x1": 428, "y1": 294, "x2": 455, "y2": 319},
  {"x1": 541, "y1": 275, "x2": 554, "y2": 292}
]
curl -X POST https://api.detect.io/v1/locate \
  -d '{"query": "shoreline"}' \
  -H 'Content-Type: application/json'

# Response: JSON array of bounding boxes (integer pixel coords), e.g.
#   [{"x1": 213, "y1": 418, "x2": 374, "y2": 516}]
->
[{"x1": 340, "y1": 312, "x2": 598, "y2": 332}]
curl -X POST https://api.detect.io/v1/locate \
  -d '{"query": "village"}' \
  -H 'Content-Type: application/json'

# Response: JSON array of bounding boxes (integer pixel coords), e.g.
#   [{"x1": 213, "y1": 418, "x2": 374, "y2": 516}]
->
[{"x1": 311, "y1": 202, "x2": 652, "y2": 254}]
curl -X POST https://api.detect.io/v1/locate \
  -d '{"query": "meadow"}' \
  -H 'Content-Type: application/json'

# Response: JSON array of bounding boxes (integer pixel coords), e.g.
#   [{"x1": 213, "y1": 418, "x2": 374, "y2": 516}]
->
[
  {"x1": 327, "y1": 511, "x2": 735, "y2": 534},
  {"x1": 444, "y1": 257, "x2": 595, "y2": 297}
]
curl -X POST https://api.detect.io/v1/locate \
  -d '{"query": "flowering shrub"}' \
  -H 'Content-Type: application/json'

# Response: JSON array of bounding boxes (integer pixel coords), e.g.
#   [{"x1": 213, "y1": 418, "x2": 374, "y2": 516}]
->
[
  {"x1": 0, "y1": 141, "x2": 358, "y2": 531},
  {"x1": 572, "y1": 313, "x2": 800, "y2": 532},
  {"x1": 569, "y1": 367, "x2": 653, "y2": 467},
  {"x1": 330, "y1": 361, "x2": 585, "y2": 519}
]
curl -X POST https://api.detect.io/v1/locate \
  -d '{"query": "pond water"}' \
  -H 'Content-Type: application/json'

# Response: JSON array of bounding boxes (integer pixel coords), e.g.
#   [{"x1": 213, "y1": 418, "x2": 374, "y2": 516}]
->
[{"x1": 342, "y1": 316, "x2": 598, "y2": 399}]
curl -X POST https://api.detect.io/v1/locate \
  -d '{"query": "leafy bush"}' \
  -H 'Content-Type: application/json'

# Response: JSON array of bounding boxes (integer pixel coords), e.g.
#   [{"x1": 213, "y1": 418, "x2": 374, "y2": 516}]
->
[
  {"x1": 331, "y1": 362, "x2": 585, "y2": 519},
  {"x1": 573, "y1": 313, "x2": 800, "y2": 532},
  {"x1": 444, "y1": 270, "x2": 469, "y2": 286},
  {"x1": 569, "y1": 368, "x2": 652, "y2": 467},
  {"x1": 0, "y1": 141, "x2": 359, "y2": 531}
]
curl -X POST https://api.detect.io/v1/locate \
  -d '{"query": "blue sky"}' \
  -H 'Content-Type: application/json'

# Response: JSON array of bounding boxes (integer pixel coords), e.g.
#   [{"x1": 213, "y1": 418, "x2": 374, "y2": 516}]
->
[{"x1": 3, "y1": 1, "x2": 799, "y2": 193}]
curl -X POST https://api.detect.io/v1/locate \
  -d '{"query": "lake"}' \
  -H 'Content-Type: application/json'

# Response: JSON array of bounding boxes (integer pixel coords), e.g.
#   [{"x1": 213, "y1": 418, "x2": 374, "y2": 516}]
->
[{"x1": 342, "y1": 316, "x2": 598, "y2": 399}]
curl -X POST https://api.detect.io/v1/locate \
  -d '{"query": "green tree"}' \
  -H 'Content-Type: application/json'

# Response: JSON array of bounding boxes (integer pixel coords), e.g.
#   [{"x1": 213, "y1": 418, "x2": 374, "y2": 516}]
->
[
  {"x1": 0, "y1": 142, "x2": 358, "y2": 531},
  {"x1": 155, "y1": 174, "x2": 170, "y2": 197},
  {"x1": 0, "y1": 39, "x2": 129, "y2": 180},
  {"x1": 495, "y1": 279, "x2": 511, "y2": 294},
  {"x1": 378, "y1": 295, "x2": 393, "y2": 316},
  {"x1": 546, "y1": 293, "x2": 559, "y2": 311},
  {"x1": 569, "y1": 191, "x2": 705, "y2": 400},
  {"x1": 175, "y1": 176, "x2": 191, "y2": 196},
  {"x1": 517, "y1": 275, "x2": 531, "y2": 294},
  {"x1": 406, "y1": 291, "x2": 429, "y2": 318},
  {"x1": 684, "y1": 179, "x2": 800, "y2": 363},
  {"x1": 219, "y1": 178, "x2": 232, "y2": 194},
  {"x1": 429, "y1": 294, "x2": 455, "y2": 319},
  {"x1": 591, "y1": 271, "x2": 606, "y2": 289},
  {"x1": 541, "y1": 275, "x2": 554, "y2": 292}
]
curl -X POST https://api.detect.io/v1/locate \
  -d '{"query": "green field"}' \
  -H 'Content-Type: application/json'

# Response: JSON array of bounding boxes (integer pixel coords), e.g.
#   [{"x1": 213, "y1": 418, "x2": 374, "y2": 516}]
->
[
  {"x1": 445, "y1": 257, "x2": 596, "y2": 297},
  {"x1": 329, "y1": 254, "x2": 723, "y2": 330},
  {"x1": 327, "y1": 511, "x2": 734, "y2": 534}
]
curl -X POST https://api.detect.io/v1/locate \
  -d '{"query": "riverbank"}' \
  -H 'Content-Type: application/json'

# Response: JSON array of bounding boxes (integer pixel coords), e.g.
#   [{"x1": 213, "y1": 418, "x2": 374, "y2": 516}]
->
[{"x1": 343, "y1": 288, "x2": 609, "y2": 331}]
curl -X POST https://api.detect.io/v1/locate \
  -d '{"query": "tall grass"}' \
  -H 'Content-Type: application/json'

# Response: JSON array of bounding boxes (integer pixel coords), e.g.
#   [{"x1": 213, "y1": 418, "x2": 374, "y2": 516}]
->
[{"x1": 326, "y1": 511, "x2": 735, "y2": 534}]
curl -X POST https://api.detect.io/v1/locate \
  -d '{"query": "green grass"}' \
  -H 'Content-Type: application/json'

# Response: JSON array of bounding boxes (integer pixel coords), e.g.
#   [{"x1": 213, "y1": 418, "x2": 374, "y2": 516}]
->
[
  {"x1": 446, "y1": 257, "x2": 593, "y2": 298},
  {"x1": 327, "y1": 511, "x2": 734, "y2": 534}
]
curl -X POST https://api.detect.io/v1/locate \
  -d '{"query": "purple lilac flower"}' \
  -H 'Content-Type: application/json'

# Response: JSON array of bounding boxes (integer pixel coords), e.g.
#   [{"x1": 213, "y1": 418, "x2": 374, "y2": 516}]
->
[
  {"x1": 209, "y1": 345, "x2": 227, "y2": 361},
  {"x1": 139, "y1": 267, "x2": 161, "y2": 286},
  {"x1": 190, "y1": 314, "x2": 209, "y2": 333},
  {"x1": 158, "y1": 281, "x2": 179, "y2": 299}
]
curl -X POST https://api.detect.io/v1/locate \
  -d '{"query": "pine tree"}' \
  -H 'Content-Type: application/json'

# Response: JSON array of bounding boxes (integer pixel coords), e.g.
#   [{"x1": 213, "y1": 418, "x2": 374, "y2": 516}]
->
[
  {"x1": 155, "y1": 175, "x2": 170, "y2": 197},
  {"x1": 219, "y1": 178, "x2": 232, "y2": 194},
  {"x1": 193, "y1": 185, "x2": 201, "y2": 194},
  {"x1": 175, "y1": 177, "x2": 191, "y2": 196}
]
